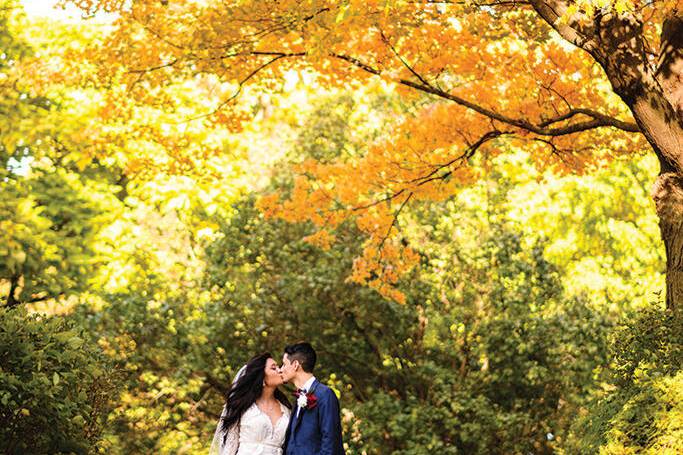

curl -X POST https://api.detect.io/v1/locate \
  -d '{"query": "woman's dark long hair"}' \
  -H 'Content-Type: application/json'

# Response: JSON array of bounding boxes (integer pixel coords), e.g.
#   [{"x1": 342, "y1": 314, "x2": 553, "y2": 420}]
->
[{"x1": 221, "y1": 352, "x2": 291, "y2": 434}]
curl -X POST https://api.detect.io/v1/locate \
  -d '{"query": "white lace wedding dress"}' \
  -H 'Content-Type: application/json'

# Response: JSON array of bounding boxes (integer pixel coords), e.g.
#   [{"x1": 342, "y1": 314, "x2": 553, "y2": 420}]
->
[{"x1": 209, "y1": 402, "x2": 291, "y2": 455}]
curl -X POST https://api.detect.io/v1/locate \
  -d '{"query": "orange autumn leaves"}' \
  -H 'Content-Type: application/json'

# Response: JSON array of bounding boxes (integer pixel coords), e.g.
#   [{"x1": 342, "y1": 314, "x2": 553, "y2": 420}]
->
[
  {"x1": 62, "y1": 0, "x2": 656, "y2": 302},
  {"x1": 257, "y1": 102, "x2": 487, "y2": 303},
  {"x1": 255, "y1": 91, "x2": 636, "y2": 302}
]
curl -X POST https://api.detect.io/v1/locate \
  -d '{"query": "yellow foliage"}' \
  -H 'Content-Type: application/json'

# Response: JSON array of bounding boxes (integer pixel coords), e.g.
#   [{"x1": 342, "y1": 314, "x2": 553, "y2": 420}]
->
[{"x1": 56, "y1": 0, "x2": 669, "y2": 302}]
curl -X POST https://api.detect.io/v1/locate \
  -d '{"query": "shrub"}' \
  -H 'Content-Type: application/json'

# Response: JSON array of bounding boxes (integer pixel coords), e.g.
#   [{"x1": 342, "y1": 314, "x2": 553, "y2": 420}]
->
[
  {"x1": 565, "y1": 305, "x2": 683, "y2": 454},
  {"x1": 0, "y1": 306, "x2": 118, "y2": 454}
]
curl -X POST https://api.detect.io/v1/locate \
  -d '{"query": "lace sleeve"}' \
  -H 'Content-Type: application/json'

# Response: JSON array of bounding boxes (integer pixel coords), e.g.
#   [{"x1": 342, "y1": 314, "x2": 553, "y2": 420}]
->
[{"x1": 209, "y1": 406, "x2": 239, "y2": 455}]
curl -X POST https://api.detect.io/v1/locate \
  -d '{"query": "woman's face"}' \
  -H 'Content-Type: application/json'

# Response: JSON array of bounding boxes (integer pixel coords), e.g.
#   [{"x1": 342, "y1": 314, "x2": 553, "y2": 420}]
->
[{"x1": 264, "y1": 357, "x2": 284, "y2": 387}]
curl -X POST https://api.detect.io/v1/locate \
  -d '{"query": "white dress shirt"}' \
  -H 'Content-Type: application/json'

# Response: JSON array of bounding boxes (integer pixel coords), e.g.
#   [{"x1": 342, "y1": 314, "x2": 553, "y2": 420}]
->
[{"x1": 295, "y1": 376, "x2": 316, "y2": 418}]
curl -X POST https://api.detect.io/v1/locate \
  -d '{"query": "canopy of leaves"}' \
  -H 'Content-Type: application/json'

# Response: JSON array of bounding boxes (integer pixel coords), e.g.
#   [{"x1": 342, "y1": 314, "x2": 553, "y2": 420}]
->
[
  {"x1": 56, "y1": 0, "x2": 674, "y2": 300},
  {"x1": 0, "y1": 2, "x2": 678, "y2": 453}
]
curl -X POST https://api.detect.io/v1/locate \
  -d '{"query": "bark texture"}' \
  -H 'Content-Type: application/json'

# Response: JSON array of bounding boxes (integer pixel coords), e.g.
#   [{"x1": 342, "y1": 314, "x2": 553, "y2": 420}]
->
[{"x1": 588, "y1": 11, "x2": 683, "y2": 310}]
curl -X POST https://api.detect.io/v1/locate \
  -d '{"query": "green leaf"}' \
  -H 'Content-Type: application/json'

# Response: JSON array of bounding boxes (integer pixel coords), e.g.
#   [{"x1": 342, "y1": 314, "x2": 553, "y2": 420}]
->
[{"x1": 68, "y1": 336, "x2": 84, "y2": 349}]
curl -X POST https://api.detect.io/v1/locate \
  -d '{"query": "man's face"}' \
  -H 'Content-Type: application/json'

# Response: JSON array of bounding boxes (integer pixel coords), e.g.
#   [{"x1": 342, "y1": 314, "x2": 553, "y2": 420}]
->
[{"x1": 279, "y1": 353, "x2": 297, "y2": 383}]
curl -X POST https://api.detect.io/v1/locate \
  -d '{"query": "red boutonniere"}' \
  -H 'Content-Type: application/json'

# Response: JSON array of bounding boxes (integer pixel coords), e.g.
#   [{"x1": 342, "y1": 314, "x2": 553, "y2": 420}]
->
[{"x1": 294, "y1": 390, "x2": 318, "y2": 410}]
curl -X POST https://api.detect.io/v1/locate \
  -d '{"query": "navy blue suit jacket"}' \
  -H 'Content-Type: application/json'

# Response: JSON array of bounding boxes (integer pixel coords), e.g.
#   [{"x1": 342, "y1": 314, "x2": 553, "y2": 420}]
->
[{"x1": 284, "y1": 380, "x2": 345, "y2": 455}]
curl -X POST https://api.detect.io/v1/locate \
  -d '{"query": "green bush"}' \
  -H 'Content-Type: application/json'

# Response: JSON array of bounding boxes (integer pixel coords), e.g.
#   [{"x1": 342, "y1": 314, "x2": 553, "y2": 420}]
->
[
  {"x1": 341, "y1": 227, "x2": 611, "y2": 454},
  {"x1": 0, "y1": 306, "x2": 118, "y2": 454},
  {"x1": 565, "y1": 306, "x2": 683, "y2": 454}
]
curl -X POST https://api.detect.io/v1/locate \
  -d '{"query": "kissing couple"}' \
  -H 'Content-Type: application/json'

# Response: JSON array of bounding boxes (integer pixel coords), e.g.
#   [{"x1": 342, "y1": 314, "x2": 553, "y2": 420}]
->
[{"x1": 210, "y1": 342, "x2": 345, "y2": 455}]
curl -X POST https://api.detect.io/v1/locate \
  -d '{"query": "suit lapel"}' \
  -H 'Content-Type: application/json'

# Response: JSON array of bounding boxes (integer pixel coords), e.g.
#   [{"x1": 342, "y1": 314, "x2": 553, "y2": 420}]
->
[{"x1": 293, "y1": 379, "x2": 319, "y2": 433}]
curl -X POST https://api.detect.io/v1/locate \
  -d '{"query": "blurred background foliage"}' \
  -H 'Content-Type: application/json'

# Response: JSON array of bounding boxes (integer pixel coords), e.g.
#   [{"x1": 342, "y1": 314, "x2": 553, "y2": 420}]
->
[{"x1": 1, "y1": 2, "x2": 681, "y2": 454}]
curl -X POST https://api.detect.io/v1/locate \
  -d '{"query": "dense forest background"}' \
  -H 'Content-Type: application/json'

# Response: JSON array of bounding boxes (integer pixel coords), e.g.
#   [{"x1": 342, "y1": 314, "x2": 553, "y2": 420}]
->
[{"x1": 1, "y1": 1, "x2": 682, "y2": 453}]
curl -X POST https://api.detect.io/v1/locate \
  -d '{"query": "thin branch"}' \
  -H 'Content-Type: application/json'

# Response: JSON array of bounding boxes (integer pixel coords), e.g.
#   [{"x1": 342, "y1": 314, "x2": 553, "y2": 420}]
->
[
  {"x1": 351, "y1": 189, "x2": 407, "y2": 211},
  {"x1": 407, "y1": 130, "x2": 510, "y2": 186},
  {"x1": 127, "y1": 58, "x2": 179, "y2": 74},
  {"x1": 377, "y1": 191, "x2": 414, "y2": 252},
  {"x1": 350, "y1": 130, "x2": 508, "y2": 216},
  {"x1": 380, "y1": 30, "x2": 432, "y2": 87},
  {"x1": 183, "y1": 52, "x2": 305, "y2": 122}
]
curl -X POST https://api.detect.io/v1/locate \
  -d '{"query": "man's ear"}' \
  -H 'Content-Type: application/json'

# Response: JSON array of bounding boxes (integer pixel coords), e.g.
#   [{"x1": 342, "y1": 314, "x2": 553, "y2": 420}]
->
[{"x1": 292, "y1": 359, "x2": 300, "y2": 372}]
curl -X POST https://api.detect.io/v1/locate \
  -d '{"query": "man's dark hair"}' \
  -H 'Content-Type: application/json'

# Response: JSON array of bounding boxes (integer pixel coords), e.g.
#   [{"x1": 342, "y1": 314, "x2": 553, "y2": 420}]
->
[{"x1": 284, "y1": 342, "x2": 317, "y2": 373}]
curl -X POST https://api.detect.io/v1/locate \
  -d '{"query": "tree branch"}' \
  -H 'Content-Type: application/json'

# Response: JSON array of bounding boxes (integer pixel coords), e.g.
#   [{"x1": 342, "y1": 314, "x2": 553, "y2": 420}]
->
[
  {"x1": 539, "y1": 107, "x2": 640, "y2": 132},
  {"x1": 528, "y1": 0, "x2": 597, "y2": 53},
  {"x1": 184, "y1": 52, "x2": 305, "y2": 122},
  {"x1": 407, "y1": 129, "x2": 511, "y2": 186},
  {"x1": 378, "y1": 191, "x2": 413, "y2": 252},
  {"x1": 331, "y1": 53, "x2": 639, "y2": 135},
  {"x1": 351, "y1": 130, "x2": 508, "y2": 214},
  {"x1": 380, "y1": 30, "x2": 432, "y2": 88},
  {"x1": 126, "y1": 58, "x2": 179, "y2": 75}
]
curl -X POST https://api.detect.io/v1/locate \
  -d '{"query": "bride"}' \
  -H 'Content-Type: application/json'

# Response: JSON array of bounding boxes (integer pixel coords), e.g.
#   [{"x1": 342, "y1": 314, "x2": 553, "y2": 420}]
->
[{"x1": 210, "y1": 353, "x2": 292, "y2": 455}]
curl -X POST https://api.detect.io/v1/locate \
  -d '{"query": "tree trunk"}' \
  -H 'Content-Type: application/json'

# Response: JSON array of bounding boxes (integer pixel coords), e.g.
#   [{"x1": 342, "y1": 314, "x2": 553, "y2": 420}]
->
[
  {"x1": 629, "y1": 83, "x2": 683, "y2": 311},
  {"x1": 652, "y1": 173, "x2": 683, "y2": 309},
  {"x1": 6, "y1": 274, "x2": 20, "y2": 308},
  {"x1": 654, "y1": 16, "x2": 683, "y2": 310},
  {"x1": 594, "y1": 12, "x2": 683, "y2": 310}
]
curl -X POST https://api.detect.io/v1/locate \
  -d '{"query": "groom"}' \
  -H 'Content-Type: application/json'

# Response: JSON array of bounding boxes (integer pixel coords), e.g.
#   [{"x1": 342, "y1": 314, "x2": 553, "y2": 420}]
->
[{"x1": 280, "y1": 342, "x2": 345, "y2": 455}]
